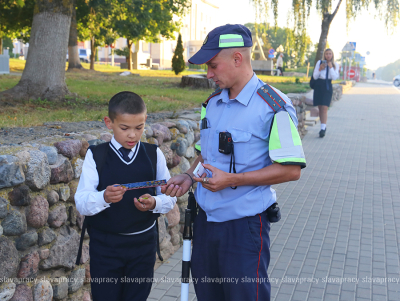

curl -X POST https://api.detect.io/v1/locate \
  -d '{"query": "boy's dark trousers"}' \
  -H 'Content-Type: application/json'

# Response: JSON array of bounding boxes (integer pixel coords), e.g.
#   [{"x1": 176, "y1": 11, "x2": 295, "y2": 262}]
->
[{"x1": 88, "y1": 225, "x2": 157, "y2": 301}]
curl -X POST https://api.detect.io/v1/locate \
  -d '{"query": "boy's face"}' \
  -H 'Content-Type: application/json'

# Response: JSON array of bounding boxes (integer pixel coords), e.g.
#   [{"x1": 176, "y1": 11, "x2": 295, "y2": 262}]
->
[{"x1": 104, "y1": 112, "x2": 147, "y2": 149}]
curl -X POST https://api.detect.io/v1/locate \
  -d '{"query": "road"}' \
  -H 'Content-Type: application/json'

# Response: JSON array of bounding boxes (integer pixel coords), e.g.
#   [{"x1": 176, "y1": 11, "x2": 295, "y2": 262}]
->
[{"x1": 149, "y1": 83, "x2": 400, "y2": 301}]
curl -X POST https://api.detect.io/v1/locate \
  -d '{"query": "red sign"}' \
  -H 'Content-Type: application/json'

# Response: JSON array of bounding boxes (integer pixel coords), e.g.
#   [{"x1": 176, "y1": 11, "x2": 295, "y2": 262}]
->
[
  {"x1": 347, "y1": 69, "x2": 356, "y2": 78},
  {"x1": 110, "y1": 43, "x2": 115, "y2": 49}
]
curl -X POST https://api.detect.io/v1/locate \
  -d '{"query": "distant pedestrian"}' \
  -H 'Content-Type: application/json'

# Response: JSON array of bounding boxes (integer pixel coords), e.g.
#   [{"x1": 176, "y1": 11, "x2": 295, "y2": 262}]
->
[
  {"x1": 312, "y1": 48, "x2": 339, "y2": 138},
  {"x1": 276, "y1": 53, "x2": 284, "y2": 76}
]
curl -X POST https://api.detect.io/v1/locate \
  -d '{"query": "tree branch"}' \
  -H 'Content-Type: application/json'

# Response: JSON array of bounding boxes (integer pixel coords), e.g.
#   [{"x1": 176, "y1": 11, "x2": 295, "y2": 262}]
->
[{"x1": 331, "y1": 0, "x2": 343, "y2": 19}]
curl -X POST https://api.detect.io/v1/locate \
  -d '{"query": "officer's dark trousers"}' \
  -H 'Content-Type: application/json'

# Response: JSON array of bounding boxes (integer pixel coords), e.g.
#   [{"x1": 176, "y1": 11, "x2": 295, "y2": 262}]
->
[
  {"x1": 88, "y1": 226, "x2": 156, "y2": 301},
  {"x1": 192, "y1": 209, "x2": 271, "y2": 301}
]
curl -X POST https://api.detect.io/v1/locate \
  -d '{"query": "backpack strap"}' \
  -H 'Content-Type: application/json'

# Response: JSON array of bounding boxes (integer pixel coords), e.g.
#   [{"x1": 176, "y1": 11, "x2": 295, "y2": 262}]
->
[{"x1": 257, "y1": 84, "x2": 287, "y2": 112}]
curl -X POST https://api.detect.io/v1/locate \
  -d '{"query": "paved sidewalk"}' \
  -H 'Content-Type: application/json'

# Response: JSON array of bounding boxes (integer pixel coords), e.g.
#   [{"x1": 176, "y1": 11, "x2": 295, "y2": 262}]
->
[{"x1": 150, "y1": 83, "x2": 400, "y2": 300}]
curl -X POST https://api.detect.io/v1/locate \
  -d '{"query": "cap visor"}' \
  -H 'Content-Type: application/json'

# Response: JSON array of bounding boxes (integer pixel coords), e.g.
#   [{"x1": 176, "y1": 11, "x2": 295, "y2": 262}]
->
[{"x1": 188, "y1": 48, "x2": 221, "y2": 65}]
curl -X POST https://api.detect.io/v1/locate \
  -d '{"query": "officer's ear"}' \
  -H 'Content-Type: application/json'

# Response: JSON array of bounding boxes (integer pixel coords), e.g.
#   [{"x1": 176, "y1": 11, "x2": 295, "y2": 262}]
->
[{"x1": 233, "y1": 51, "x2": 243, "y2": 67}]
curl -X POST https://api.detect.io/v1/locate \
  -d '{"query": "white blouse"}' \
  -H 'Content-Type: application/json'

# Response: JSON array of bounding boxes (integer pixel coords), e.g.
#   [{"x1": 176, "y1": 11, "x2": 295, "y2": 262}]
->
[{"x1": 313, "y1": 60, "x2": 340, "y2": 80}]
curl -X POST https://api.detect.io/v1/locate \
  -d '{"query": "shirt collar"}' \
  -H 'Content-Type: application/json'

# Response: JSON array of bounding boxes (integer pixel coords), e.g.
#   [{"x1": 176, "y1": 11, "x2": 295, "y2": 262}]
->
[
  {"x1": 111, "y1": 136, "x2": 138, "y2": 155},
  {"x1": 219, "y1": 73, "x2": 259, "y2": 106}
]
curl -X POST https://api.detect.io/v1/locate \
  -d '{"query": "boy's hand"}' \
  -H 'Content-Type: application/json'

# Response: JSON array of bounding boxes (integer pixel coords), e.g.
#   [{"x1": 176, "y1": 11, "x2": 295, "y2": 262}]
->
[
  {"x1": 134, "y1": 194, "x2": 156, "y2": 211},
  {"x1": 104, "y1": 185, "x2": 126, "y2": 203}
]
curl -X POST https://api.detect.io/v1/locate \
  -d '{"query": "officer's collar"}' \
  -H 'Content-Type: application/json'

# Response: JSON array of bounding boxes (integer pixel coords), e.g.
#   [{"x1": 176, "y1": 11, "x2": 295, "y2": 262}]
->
[{"x1": 219, "y1": 73, "x2": 258, "y2": 106}]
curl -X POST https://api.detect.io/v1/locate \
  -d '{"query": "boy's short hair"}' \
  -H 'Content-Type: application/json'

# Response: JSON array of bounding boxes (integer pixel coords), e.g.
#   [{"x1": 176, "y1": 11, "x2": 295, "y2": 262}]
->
[{"x1": 108, "y1": 91, "x2": 147, "y2": 121}]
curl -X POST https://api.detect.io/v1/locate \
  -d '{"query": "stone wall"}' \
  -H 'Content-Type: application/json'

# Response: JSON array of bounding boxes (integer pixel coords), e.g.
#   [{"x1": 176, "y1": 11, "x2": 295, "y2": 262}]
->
[{"x1": 0, "y1": 97, "x2": 306, "y2": 301}]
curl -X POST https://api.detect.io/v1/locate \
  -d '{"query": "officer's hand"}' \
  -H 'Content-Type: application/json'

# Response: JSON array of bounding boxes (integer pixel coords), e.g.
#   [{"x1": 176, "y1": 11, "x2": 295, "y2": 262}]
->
[
  {"x1": 161, "y1": 174, "x2": 191, "y2": 197},
  {"x1": 319, "y1": 63, "x2": 326, "y2": 71},
  {"x1": 134, "y1": 194, "x2": 156, "y2": 211},
  {"x1": 104, "y1": 185, "x2": 127, "y2": 203},
  {"x1": 193, "y1": 164, "x2": 233, "y2": 192}
]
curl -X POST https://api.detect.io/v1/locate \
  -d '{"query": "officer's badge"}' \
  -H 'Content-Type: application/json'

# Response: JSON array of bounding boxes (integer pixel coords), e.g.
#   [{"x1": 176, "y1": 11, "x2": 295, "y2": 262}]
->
[{"x1": 203, "y1": 34, "x2": 209, "y2": 45}]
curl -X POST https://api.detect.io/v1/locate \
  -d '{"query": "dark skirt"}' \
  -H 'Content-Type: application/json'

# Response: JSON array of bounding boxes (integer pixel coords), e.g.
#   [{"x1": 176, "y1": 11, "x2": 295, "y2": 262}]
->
[{"x1": 313, "y1": 78, "x2": 333, "y2": 106}]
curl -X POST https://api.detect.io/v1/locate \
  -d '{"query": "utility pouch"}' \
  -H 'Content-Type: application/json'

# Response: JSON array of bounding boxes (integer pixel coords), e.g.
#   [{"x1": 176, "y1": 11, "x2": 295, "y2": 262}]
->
[{"x1": 266, "y1": 202, "x2": 281, "y2": 223}]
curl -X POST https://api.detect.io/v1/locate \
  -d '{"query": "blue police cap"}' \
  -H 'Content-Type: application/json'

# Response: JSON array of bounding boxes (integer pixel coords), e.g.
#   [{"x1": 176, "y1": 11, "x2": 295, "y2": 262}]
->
[{"x1": 188, "y1": 24, "x2": 253, "y2": 65}]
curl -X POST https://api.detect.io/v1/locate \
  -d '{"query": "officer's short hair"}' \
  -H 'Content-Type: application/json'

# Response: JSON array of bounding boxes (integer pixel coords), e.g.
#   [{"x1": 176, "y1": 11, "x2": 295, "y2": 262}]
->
[{"x1": 108, "y1": 91, "x2": 146, "y2": 121}]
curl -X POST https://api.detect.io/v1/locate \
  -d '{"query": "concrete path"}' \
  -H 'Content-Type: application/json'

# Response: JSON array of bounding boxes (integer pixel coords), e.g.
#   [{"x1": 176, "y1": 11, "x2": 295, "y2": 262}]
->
[{"x1": 150, "y1": 83, "x2": 400, "y2": 300}]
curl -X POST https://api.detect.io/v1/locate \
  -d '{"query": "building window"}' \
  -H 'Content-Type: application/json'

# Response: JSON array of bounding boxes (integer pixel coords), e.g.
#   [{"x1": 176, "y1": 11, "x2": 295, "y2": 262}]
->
[{"x1": 142, "y1": 42, "x2": 150, "y2": 53}]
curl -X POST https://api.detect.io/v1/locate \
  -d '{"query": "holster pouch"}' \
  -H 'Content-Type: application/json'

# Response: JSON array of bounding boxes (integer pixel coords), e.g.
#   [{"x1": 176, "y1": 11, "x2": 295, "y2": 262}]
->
[
  {"x1": 266, "y1": 202, "x2": 281, "y2": 223},
  {"x1": 188, "y1": 190, "x2": 198, "y2": 223}
]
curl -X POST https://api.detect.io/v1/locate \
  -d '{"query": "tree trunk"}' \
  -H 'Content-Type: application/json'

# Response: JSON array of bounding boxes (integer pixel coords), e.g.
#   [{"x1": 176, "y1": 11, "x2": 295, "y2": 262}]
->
[
  {"x1": 90, "y1": 36, "x2": 96, "y2": 70},
  {"x1": 67, "y1": 2, "x2": 83, "y2": 70},
  {"x1": 314, "y1": 14, "x2": 331, "y2": 65},
  {"x1": 0, "y1": 38, "x2": 3, "y2": 55},
  {"x1": 127, "y1": 39, "x2": 132, "y2": 71},
  {"x1": 0, "y1": 0, "x2": 73, "y2": 102},
  {"x1": 181, "y1": 74, "x2": 218, "y2": 89}
]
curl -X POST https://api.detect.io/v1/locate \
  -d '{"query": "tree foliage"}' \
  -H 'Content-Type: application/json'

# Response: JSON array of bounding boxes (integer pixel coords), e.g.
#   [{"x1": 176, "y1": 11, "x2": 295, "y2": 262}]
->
[
  {"x1": 172, "y1": 33, "x2": 185, "y2": 75},
  {"x1": 375, "y1": 59, "x2": 400, "y2": 81}
]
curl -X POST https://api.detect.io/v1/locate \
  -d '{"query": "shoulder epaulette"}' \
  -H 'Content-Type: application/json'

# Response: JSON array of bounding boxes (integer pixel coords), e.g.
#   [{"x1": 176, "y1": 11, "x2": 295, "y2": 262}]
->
[
  {"x1": 205, "y1": 88, "x2": 223, "y2": 104},
  {"x1": 257, "y1": 84, "x2": 286, "y2": 112}
]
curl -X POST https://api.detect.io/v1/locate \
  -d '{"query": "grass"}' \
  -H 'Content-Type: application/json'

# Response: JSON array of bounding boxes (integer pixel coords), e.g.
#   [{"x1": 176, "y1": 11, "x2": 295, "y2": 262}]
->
[{"x1": 0, "y1": 59, "x2": 310, "y2": 128}]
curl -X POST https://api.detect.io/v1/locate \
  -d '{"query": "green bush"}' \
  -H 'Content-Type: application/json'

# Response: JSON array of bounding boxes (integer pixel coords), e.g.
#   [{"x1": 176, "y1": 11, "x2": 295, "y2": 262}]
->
[
  {"x1": 295, "y1": 77, "x2": 301, "y2": 84},
  {"x1": 172, "y1": 33, "x2": 185, "y2": 75}
]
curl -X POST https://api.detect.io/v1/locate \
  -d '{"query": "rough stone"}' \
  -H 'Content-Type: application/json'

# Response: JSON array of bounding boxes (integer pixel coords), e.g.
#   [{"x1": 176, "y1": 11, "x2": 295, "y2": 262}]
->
[
  {"x1": 84, "y1": 265, "x2": 91, "y2": 284},
  {"x1": 16, "y1": 231, "x2": 38, "y2": 251},
  {"x1": 38, "y1": 249, "x2": 50, "y2": 260},
  {"x1": 176, "y1": 121, "x2": 189, "y2": 134},
  {"x1": 33, "y1": 280, "x2": 53, "y2": 301},
  {"x1": 0, "y1": 197, "x2": 9, "y2": 218},
  {"x1": 194, "y1": 132, "x2": 200, "y2": 143},
  {"x1": 1, "y1": 211, "x2": 27, "y2": 236},
  {"x1": 159, "y1": 234, "x2": 174, "y2": 259},
  {"x1": 58, "y1": 186, "x2": 70, "y2": 202},
  {"x1": 152, "y1": 129, "x2": 164, "y2": 146},
  {"x1": 88, "y1": 139, "x2": 106, "y2": 146},
  {"x1": 17, "y1": 251, "x2": 40, "y2": 278},
  {"x1": 67, "y1": 180, "x2": 79, "y2": 203},
  {"x1": 39, "y1": 146, "x2": 58, "y2": 165},
  {"x1": 40, "y1": 226, "x2": 80, "y2": 270},
  {"x1": 0, "y1": 155, "x2": 25, "y2": 189},
  {"x1": 152, "y1": 124, "x2": 172, "y2": 141},
  {"x1": 76, "y1": 211, "x2": 84, "y2": 230},
  {"x1": 185, "y1": 120, "x2": 198, "y2": 130},
  {"x1": 169, "y1": 128, "x2": 180, "y2": 140},
  {"x1": 79, "y1": 140, "x2": 90, "y2": 157},
  {"x1": 159, "y1": 143, "x2": 173, "y2": 167},
  {"x1": 0, "y1": 283, "x2": 16, "y2": 301},
  {"x1": 171, "y1": 137, "x2": 189, "y2": 157},
  {"x1": 168, "y1": 154, "x2": 181, "y2": 169},
  {"x1": 185, "y1": 146, "x2": 195, "y2": 159},
  {"x1": 22, "y1": 150, "x2": 51, "y2": 191},
  {"x1": 48, "y1": 204, "x2": 67, "y2": 228},
  {"x1": 179, "y1": 156, "x2": 190, "y2": 173},
  {"x1": 0, "y1": 225, "x2": 2, "y2": 236},
  {"x1": 52, "y1": 277, "x2": 68, "y2": 300},
  {"x1": 54, "y1": 140, "x2": 82, "y2": 159},
  {"x1": 166, "y1": 203, "x2": 180, "y2": 228},
  {"x1": 46, "y1": 190, "x2": 59, "y2": 206},
  {"x1": 176, "y1": 192, "x2": 189, "y2": 205},
  {"x1": 81, "y1": 134, "x2": 97, "y2": 141},
  {"x1": 157, "y1": 215, "x2": 167, "y2": 244},
  {"x1": 185, "y1": 131, "x2": 194, "y2": 145},
  {"x1": 159, "y1": 121, "x2": 176, "y2": 128},
  {"x1": 68, "y1": 268, "x2": 85, "y2": 293},
  {"x1": 83, "y1": 291, "x2": 91, "y2": 301},
  {"x1": 27, "y1": 195, "x2": 49, "y2": 228},
  {"x1": 71, "y1": 158, "x2": 84, "y2": 179},
  {"x1": 79, "y1": 244, "x2": 89, "y2": 264},
  {"x1": 147, "y1": 137, "x2": 158, "y2": 146},
  {"x1": 8, "y1": 185, "x2": 31, "y2": 206},
  {"x1": 38, "y1": 227, "x2": 57, "y2": 246},
  {"x1": 0, "y1": 236, "x2": 19, "y2": 278},
  {"x1": 9, "y1": 284, "x2": 33, "y2": 301},
  {"x1": 50, "y1": 155, "x2": 74, "y2": 184},
  {"x1": 99, "y1": 132, "x2": 112, "y2": 142},
  {"x1": 144, "y1": 125, "x2": 153, "y2": 138}
]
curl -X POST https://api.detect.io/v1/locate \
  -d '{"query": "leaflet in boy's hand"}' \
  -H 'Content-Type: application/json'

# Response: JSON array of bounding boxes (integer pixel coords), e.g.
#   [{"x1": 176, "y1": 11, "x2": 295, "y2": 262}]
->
[
  {"x1": 193, "y1": 162, "x2": 212, "y2": 178},
  {"x1": 114, "y1": 180, "x2": 167, "y2": 190}
]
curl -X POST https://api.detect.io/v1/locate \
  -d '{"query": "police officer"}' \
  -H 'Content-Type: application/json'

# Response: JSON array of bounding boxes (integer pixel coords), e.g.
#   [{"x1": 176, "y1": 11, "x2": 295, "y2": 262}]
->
[{"x1": 162, "y1": 24, "x2": 305, "y2": 301}]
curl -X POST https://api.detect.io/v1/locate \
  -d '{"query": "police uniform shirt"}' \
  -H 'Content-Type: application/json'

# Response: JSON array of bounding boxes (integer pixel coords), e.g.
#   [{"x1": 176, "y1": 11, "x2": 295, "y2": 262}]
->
[
  {"x1": 75, "y1": 136, "x2": 176, "y2": 234},
  {"x1": 195, "y1": 73, "x2": 298, "y2": 222}
]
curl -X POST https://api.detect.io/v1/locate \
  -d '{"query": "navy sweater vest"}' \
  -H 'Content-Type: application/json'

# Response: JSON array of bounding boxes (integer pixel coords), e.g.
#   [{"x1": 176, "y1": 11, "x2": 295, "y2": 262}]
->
[{"x1": 85, "y1": 142, "x2": 159, "y2": 233}]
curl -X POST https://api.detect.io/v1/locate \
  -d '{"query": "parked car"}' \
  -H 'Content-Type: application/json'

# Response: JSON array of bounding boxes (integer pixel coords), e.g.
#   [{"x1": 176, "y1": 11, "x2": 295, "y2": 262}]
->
[
  {"x1": 66, "y1": 48, "x2": 91, "y2": 63},
  {"x1": 393, "y1": 75, "x2": 400, "y2": 87}
]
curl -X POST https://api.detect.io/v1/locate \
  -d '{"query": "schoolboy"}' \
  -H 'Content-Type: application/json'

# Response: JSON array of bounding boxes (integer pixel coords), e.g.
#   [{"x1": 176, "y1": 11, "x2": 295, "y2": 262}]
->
[{"x1": 75, "y1": 91, "x2": 177, "y2": 301}]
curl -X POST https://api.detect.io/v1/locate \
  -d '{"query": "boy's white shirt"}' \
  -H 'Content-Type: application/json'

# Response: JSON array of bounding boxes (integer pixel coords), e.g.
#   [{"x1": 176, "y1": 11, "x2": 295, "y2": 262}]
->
[{"x1": 74, "y1": 136, "x2": 177, "y2": 234}]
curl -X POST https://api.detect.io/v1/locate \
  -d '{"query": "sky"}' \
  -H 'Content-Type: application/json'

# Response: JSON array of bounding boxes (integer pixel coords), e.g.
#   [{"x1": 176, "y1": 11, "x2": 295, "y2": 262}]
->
[{"x1": 214, "y1": 0, "x2": 400, "y2": 70}]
